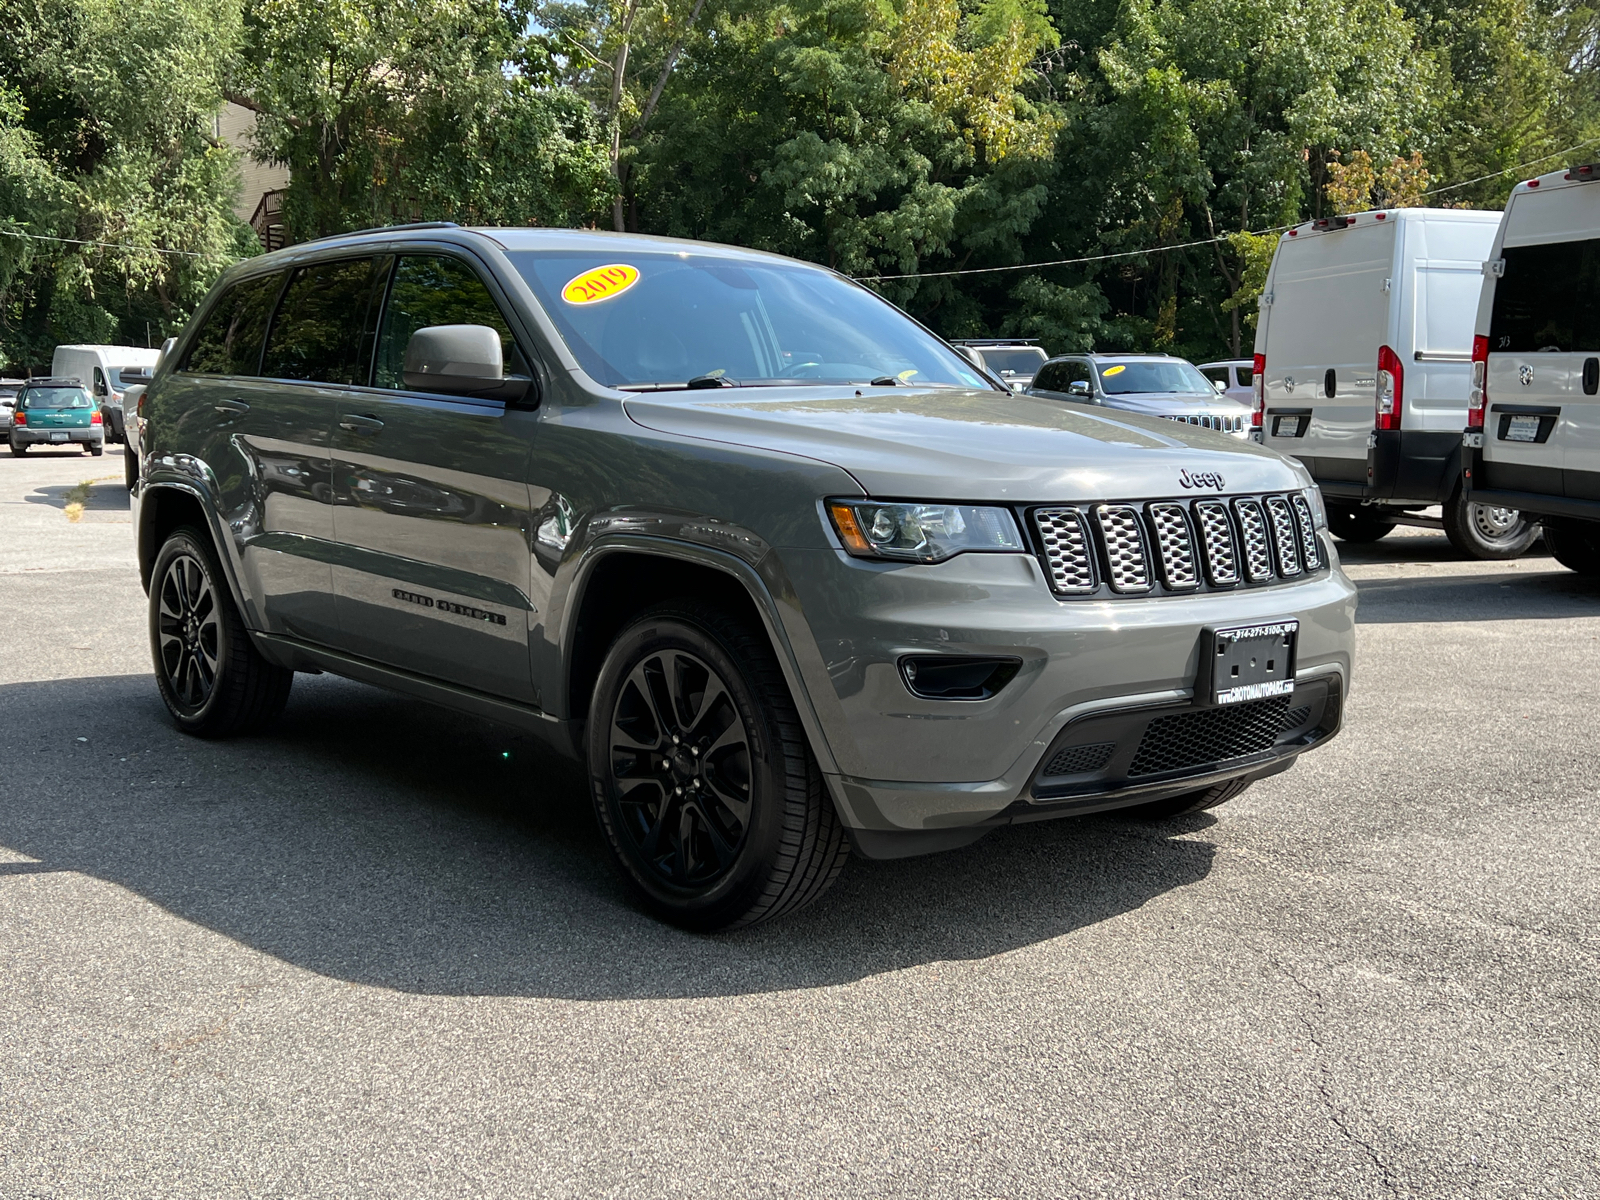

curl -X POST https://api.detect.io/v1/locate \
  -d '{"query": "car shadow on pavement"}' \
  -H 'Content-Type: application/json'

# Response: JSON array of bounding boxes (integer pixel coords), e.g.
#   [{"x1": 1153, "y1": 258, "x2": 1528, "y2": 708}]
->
[
  {"x1": 0, "y1": 672, "x2": 1217, "y2": 1001},
  {"x1": 23, "y1": 481, "x2": 129, "y2": 511},
  {"x1": 1353, "y1": 568, "x2": 1600, "y2": 622}
]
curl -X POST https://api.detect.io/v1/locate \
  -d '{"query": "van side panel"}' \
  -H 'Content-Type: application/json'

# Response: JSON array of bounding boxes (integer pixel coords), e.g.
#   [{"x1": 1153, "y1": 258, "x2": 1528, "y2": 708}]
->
[
  {"x1": 1404, "y1": 216, "x2": 1499, "y2": 434},
  {"x1": 1261, "y1": 222, "x2": 1395, "y2": 474}
]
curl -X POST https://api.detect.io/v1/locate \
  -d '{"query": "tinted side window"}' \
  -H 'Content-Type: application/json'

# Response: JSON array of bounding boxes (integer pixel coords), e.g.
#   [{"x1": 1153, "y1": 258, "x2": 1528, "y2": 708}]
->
[
  {"x1": 1064, "y1": 361, "x2": 1092, "y2": 387},
  {"x1": 1201, "y1": 367, "x2": 1228, "y2": 386},
  {"x1": 1491, "y1": 239, "x2": 1600, "y2": 353},
  {"x1": 184, "y1": 273, "x2": 284, "y2": 375},
  {"x1": 1032, "y1": 362, "x2": 1063, "y2": 392},
  {"x1": 1236, "y1": 366, "x2": 1253, "y2": 386},
  {"x1": 261, "y1": 257, "x2": 386, "y2": 385},
  {"x1": 374, "y1": 255, "x2": 530, "y2": 390}
]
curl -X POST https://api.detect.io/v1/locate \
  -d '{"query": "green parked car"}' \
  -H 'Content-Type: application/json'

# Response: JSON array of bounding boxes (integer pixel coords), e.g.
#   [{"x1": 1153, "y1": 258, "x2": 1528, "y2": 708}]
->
[{"x1": 10, "y1": 379, "x2": 105, "y2": 456}]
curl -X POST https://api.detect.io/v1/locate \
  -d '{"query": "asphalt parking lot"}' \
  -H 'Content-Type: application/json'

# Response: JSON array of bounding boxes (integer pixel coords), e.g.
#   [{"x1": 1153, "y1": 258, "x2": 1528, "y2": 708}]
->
[{"x1": 1, "y1": 447, "x2": 1596, "y2": 1198}]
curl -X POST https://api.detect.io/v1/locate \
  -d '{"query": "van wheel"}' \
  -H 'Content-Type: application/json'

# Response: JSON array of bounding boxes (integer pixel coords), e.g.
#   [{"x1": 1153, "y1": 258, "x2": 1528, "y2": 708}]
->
[
  {"x1": 1443, "y1": 489, "x2": 1537, "y2": 559},
  {"x1": 150, "y1": 527, "x2": 293, "y2": 736},
  {"x1": 1543, "y1": 519, "x2": 1600, "y2": 576},
  {"x1": 1123, "y1": 776, "x2": 1254, "y2": 820},
  {"x1": 587, "y1": 601, "x2": 850, "y2": 931},
  {"x1": 1327, "y1": 503, "x2": 1393, "y2": 543}
]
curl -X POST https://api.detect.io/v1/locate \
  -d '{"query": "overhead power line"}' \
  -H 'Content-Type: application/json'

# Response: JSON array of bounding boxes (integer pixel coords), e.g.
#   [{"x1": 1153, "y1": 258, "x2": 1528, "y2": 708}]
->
[
  {"x1": 0, "y1": 227, "x2": 207, "y2": 258},
  {"x1": 1421, "y1": 135, "x2": 1600, "y2": 196}
]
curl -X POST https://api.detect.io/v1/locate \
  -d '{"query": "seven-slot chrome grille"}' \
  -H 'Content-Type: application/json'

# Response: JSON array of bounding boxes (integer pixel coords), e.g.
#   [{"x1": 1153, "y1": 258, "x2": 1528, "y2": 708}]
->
[
  {"x1": 1029, "y1": 493, "x2": 1324, "y2": 598},
  {"x1": 1160, "y1": 412, "x2": 1247, "y2": 434}
]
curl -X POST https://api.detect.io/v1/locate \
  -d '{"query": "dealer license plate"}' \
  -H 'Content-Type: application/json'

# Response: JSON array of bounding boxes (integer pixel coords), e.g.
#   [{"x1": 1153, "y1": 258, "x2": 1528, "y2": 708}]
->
[
  {"x1": 1204, "y1": 620, "x2": 1297, "y2": 705},
  {"x1": 1505, "y1": 414, "x2": 1541, "y2": 442},
  {"x1": 48, "y1": 431, "x2": 67, "y2": 443}
]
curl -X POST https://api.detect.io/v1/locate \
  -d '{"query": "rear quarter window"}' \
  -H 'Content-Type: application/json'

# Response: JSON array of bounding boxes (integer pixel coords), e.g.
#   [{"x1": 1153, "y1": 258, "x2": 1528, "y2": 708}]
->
[{"x1": 1490, "y1": 239, "x2": 1600, "y2": 353}]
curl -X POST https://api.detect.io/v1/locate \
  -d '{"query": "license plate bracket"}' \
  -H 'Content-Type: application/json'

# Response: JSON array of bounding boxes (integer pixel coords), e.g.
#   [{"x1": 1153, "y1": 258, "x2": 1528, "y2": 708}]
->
[
  {"x1": 1201, "y1": 620, "x2": 1298, "y2": 705},
  {"x1": 48, "y1": 431, "x2": 67, "y2": 443}
]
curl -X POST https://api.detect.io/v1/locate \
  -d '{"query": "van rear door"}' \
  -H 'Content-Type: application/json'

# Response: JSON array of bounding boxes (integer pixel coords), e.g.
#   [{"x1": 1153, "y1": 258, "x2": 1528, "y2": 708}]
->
[
  {"x1": 1483, "y1": 183, "x2": 1600, "y2": 500},
  {"x1": 1261, "y1": 221, "x2": 1395, "y2": 484}
]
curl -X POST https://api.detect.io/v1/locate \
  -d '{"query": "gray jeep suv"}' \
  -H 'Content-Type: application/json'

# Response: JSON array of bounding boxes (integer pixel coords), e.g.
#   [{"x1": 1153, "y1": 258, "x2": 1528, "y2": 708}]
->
[{"x1": 132, "y1": 225, "x2": 1356, "y2": 929}]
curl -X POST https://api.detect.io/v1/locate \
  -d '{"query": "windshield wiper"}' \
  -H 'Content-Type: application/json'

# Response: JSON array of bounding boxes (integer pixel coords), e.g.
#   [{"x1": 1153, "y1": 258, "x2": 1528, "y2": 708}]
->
[{"x1": 686, "y1": 372, "x2": 736, "y2": 389}]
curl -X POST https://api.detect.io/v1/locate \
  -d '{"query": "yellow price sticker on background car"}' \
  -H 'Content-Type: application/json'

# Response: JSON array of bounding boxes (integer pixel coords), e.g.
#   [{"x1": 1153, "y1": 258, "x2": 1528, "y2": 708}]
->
[
  {"x1": 562, "y1": 264, "x2": 640, "y2": 305},
  {"x1": 1102, "y1": 364, "x2": 1126, "y2": 376}
]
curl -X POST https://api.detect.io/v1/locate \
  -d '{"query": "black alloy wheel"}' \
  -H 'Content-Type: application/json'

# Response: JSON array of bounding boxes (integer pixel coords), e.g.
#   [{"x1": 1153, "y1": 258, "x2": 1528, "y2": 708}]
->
[
  {"x1": 149, "y1": 527, "x2": 292, "y2": 736},
  {"x1": 588, "y1": 602, "x2": 850, "y2": 931},
  {"x1": 609, "y1": 648, "x2": 754, "y2": 889}
]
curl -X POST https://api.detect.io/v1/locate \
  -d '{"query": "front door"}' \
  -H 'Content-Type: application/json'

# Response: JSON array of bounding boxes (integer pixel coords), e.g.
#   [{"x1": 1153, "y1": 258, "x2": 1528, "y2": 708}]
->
[{"x1": 328, "y1": 252, "x2": 539, "y2": 703}]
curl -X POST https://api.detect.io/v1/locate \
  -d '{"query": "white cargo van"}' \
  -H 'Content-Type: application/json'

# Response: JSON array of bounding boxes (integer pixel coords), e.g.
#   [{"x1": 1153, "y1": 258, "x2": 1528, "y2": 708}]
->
[
  {"x1": 1464, "y1": 164, "x2": 1600, "y2": 574},
  {"x1": 49, "y1": 344, "x2": 159, "y2": 445},
  {"x1": 1254, "y1": 207, "x2": 1532, "y2": 557}
]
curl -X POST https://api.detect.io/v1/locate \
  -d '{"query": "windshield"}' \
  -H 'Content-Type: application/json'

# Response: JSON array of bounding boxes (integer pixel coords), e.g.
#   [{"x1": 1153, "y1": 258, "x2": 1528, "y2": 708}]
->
[
  {"x1": 980, "y1": 348, "x2": 1047, "y2": 376},
  {"x1": 21, "y1": 387, "x2": 91, "y2": 409},
  {"x1": 1097, "y1": 360, "x2": 1214, "y2": 396},
  {"x1": 507, "y1": 251, "x2": 992, "y2": 390}
]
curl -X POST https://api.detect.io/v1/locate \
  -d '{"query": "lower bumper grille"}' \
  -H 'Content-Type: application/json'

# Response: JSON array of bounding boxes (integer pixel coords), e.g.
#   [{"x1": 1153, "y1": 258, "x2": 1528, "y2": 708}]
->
[{"x1": 1128, "y1": 696, "x2": 1292, "y2": 778}]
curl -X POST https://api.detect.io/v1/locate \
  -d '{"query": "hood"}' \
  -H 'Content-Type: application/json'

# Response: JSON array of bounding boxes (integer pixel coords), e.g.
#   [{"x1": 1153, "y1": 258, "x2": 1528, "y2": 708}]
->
[{"x1": 623, "y1": 386, "x2": 1304, "y2": 501}]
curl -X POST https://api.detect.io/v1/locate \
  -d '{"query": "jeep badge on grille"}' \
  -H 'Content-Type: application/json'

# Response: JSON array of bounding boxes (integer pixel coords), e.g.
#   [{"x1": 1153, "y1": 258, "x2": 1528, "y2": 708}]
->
[{"x1": 1178, "y1": 469, "x2": 1225, "y2": 490}]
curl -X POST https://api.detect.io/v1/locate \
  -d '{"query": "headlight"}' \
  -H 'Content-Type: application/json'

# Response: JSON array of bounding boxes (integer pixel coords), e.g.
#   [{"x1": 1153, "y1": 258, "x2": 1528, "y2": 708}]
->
[
  {"x1": 1302, "y1": 485, "x2": 1327, "y2": 530},
  {"x1": 826, "y1": 499, "x2": 1025, "y2": 563}
]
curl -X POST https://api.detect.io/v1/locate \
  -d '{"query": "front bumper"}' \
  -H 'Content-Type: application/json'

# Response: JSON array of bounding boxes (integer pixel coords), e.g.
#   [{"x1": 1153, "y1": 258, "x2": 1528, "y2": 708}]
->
[
  {"x1": 777, "y1": 544, "x2": 1357, "y2": 843},
  {"x1": 11, "y1": 427, "x2": 102, "y2": 447}
]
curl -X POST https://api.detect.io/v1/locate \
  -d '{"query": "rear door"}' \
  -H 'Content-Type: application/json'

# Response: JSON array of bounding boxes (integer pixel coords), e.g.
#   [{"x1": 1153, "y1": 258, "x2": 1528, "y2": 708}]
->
[
  {"x1": 1484, "y1": 184, "x2": 1600, "y2": 500},
  {"x1": 327, "y1": 251, "x2": 539, "y2": 703},
  {"x1": 1261, "y1": 222, "x2": 1395, "y2": 478}
]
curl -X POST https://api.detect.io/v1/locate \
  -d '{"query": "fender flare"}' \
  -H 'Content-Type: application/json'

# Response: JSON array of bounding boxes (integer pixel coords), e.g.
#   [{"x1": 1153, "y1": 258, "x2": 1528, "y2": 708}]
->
[
  {"x1": 136, "y1": 479, "x2": 255, "y2": 626},
  {"x1": 558, "y1": 534, "x2": 841, "y2": 776}
]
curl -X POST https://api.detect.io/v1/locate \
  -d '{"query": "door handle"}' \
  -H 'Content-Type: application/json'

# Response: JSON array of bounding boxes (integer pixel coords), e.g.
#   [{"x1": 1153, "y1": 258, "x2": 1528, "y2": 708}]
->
[
  {"x1": 213, "y1": 399, "x2": 250, "y2": 415},
  {"x1": 1584, "y1": 357, "x2": 1598, "y2": 396},
  {"x1": 338, "y1": 414, "x2": 384, "y2": 434}
]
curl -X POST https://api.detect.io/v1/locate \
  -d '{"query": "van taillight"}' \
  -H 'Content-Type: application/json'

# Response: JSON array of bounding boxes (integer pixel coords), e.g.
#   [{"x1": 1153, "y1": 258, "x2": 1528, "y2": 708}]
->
[
  {"x1": 1468, "y1": 335, "x2": 1489, "y2": 429},
  {"x1": 1376, "y1": 345, "x2": 1404, "y2": 430},
  {"x1": 1251, "y1": 353, "x2": 1265, "y2": 427}
]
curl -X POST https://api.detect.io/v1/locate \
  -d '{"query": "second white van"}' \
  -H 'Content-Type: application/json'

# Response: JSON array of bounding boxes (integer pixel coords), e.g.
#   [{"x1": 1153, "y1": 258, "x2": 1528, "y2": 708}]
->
[
  {"x1": 50, "y1": 344, "x2": 159, "y2": 445},
  {"x1": 1254, "y1": 207, "x2": 1531, "y2": 558}
]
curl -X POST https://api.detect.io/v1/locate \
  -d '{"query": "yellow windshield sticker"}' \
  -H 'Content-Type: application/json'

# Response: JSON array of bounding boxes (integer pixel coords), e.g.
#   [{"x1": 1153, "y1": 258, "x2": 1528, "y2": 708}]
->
[
  {"x1": 1102, "y1": 364, "x2": 1126, "y2": 376},
  {"x1": 562, "y1": 264, "x2": 640, "y2": 305}
]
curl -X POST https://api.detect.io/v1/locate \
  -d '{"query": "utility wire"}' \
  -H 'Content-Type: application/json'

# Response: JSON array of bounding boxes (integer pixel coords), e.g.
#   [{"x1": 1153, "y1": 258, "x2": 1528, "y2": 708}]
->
[
  {"x1": 0, "y1": 227, "x2": 207, "y2": 258},
  {"x1": 1421, "y1": 135, "x2": 1600, "y2": 196}
]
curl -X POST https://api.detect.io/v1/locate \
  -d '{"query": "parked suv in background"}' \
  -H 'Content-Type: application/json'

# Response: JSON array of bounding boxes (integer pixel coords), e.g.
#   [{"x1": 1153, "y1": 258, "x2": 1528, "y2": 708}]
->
[
  {"x1": 1199, "y1": 360, "x2": 1256, "y2": 408},
  {"x1": 1465, "y1": 164, "x2": 1600, "y2": 574},
  {"x1": 949, "y1": 339, "x2": 1048, "y2": 390},
  {"x1": 1028, "y1": 353, "x2": 1252, "y2": 439},
  {"x1": 133, "y1": 225, "x2": 1356, "y2": 930},
  {"x1": 9, "y1": 379, "x2": 104, "y2": 455}
]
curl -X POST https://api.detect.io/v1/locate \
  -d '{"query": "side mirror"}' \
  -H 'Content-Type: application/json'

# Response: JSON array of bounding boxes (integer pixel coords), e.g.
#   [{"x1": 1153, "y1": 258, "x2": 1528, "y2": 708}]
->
[
  {"x1": 1213, "y1": 379, "x2": 1227, "y2": 394},
  {"x1": 403, "y1": 324, "x2": 531, "y2": 403},
  {"x1": 122, "y1": 368, "x2": 153, "y2": 386},
  {"x1": 1067, "y1": 380, "x2": 1090, "y2": 396}
]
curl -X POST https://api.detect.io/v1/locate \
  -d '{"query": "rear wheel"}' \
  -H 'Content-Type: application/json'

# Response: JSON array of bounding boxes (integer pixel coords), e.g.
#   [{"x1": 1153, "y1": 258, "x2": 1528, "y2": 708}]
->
[
  {"x1": 1326, "y1": 503, "x2": 1394, "y2": 544},
  {"x1": 87, "y1": 442, "x2": 103, "y2": 457},
  {"x1": 1442, "y1": 488, "x2": 1537, "y2": 559},
  {"x1": 9, "y1": 439, "x2": 26, "y2": 456},
  {"x1": 123, "y1": 444, "x2": 138, "y2": 490},
  {"x1": 1543, "y1": 518, "x2": 1600, "y2": 577},
  {"x1": 150, "y1": 527, "x2": 293, "y2": 736},
  {"x1": 587, "y1": 601, "x2": 850, "y2": 931},
  {"x1": 1123, "y1": 776, "x2": 1254, "y2": 820}
]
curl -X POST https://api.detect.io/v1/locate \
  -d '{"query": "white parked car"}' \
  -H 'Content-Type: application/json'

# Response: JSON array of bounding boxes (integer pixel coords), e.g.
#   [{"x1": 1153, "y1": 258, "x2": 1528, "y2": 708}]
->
[
  {"x1": 1254, "y1": 207, "x2": 1534, "y2": 559},
  {"x1": 118, "y1": 337, "x2": 175, "y2": 491},
  {"x1": 1199, "y1": 359, "x2": 1256, "y2": 407},
  {"x1": 50, "y1": 344, "x2": 160, "y2": 446},
  {"x1": 1027, "y1": 353, "x2": 1253, "y2": 438},
  {"x1": 1464, "y1": 163, "x2": 1600, "y2": 574}
]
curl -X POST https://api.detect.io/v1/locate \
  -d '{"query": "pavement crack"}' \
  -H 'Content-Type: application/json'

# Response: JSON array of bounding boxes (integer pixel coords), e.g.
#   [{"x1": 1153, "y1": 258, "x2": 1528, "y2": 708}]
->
[
  {"x1": 158, "y1": 983, "x2": 262, "y2": 1068},
  {"x1": 1269, "y1": 954, "x2": 1403, "y2": 1198}
]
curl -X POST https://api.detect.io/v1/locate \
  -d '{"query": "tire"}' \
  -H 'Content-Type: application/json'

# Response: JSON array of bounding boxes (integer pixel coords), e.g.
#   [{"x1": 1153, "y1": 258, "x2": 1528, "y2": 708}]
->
[
  {"x1": 10, "y1": 440, "x2": 26, "y2": 456},
  {"x1": 587, "y1": 601, "x2": 850, "y2": 931},
  {"x1": 1122, "y1": 776, "x2": 1254, "y2": 820},
  {"x1": 1543, "y1": 518, "x2": 1600, "y2": 577},
  {"x1": 149, "y1": 527, "x2": 293, "y2": 736},
  {"x1": 1442, "y1": 488, "x2": 1537, "y2": 559},
  {"x1": 87, "y1": 442, "x2": 103, "y2": 457},
  {"x1": 124, "y1": 443, "x2": 138, "y2": 490},
  {"x1": 1326, "y1": 503, "x2": 1394, "y2": 544}
]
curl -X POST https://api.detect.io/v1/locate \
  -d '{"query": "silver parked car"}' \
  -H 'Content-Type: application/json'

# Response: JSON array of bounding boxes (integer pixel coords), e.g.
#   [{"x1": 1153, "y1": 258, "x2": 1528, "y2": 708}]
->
[
  {"x1": 1029, "y1": 353, "x2": 1254, "y2": 438},
  {"x1": 132, "y1": 226, "x2": 1356, "y2": 930}
]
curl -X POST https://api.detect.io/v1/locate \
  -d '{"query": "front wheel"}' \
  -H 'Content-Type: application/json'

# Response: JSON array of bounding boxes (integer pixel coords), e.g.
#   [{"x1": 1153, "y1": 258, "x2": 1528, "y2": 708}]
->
[
  {"x1": 1543, "y1": 519, "x2": 1600, "y2": 576},
  {"x1": 587, "y1": 601, "x2": 850, "y2": 931},
  {"x1": 1326, "y1": 503, "x2": 1393, "y2": 544},
  {"x1": 1442, "y1": 489, "x2": 1537, "y2": 559},
  {"x1": 150, "y1": 527, "x2": 293, "y2": 736}
]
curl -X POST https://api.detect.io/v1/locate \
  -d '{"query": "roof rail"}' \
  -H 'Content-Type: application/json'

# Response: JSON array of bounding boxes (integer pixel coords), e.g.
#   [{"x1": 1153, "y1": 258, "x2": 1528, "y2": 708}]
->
[{"x1": 299, "y1": 221, "x2": 462, "y2": 246}]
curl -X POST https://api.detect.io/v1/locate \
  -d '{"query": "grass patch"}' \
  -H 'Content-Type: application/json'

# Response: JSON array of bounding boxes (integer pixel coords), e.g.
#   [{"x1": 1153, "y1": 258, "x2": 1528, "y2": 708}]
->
[{"x1": 63, "y1": 474, "x2": 119, "y2": 523}]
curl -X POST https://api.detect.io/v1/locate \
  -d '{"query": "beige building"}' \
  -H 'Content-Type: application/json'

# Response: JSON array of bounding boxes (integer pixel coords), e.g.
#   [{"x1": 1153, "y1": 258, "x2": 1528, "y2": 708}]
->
[{"x1": 215, "y1": 102, "x2": 291, "y2": 248}]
